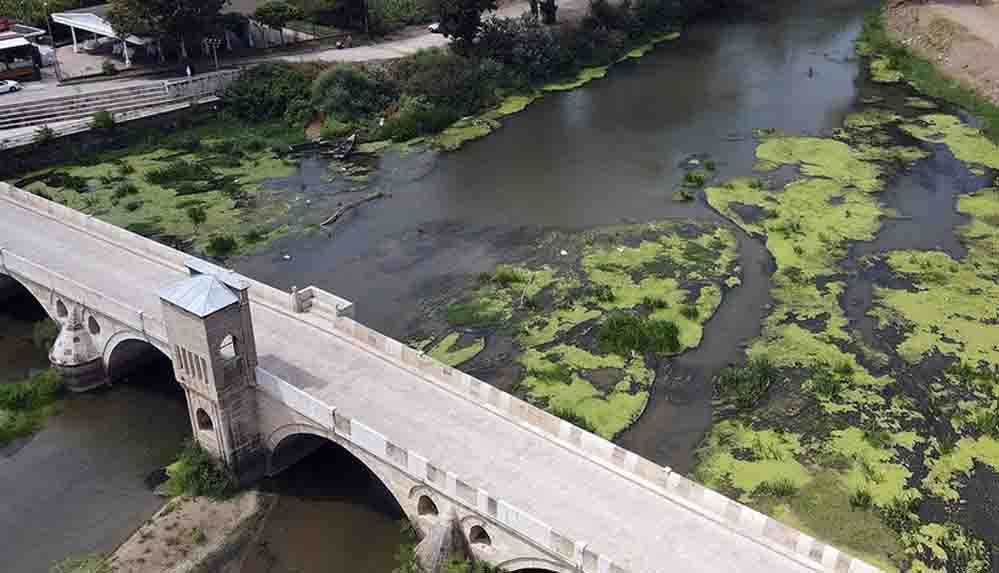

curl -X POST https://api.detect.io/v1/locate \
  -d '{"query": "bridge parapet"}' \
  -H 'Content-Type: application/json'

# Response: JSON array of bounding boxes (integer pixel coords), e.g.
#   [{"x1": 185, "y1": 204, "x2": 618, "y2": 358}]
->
[
  {"x1": 0, "y1": 247, "x2": 168, "y2": 344},
  {"x1": 254, "y1": 365, "x2": 610, "y2": 573},
  {"x1": 301, "y1": 311, "x2": 879, "y2": 573},
  {"x1": 0, "y1": 182, "x2": 880, "y2": 573}
]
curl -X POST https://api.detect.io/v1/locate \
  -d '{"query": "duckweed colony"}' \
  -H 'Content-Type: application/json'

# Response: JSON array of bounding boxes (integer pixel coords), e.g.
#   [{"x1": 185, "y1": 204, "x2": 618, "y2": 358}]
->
[
  {"x1": 418, "y1": 222, "x2": 741, "y2": 440},
  {"x1": 695, "y1": 67, "x2": 999, "y2": 570}
]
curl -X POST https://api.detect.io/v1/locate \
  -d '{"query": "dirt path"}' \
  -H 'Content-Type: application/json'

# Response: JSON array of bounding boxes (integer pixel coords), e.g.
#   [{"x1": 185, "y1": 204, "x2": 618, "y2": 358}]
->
[{"x1": 886, "y1": 0, "x2": 999, "y2": 104}]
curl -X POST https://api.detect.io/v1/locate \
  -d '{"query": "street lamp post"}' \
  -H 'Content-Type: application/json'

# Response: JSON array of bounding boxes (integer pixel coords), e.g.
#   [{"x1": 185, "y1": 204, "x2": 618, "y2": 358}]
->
[
  {"x1": 203, "y1": 37, "x2": 222, "y2": 71},
  {"x1": 43, "y1": 0, "x2": 63, "y2": 81}
]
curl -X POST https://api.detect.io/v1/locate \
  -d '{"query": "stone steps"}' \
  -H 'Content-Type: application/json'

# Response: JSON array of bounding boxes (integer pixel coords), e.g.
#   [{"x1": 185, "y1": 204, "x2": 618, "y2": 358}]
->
[{"x1": 0, "y1": 84, "x2": 175, "y2": 130}]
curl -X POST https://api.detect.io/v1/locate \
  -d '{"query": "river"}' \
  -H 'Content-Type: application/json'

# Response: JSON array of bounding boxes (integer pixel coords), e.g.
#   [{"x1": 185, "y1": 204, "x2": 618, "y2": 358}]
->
[{"x1": 2, "y1": 1, "x2": 906, "y2": 571}]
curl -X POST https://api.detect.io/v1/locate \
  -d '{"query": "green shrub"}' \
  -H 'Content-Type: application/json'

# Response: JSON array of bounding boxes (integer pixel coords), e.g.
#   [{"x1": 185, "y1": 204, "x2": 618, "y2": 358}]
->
[
  {"x1": 320, "y1": 115, "x2": 355, "y2": 139},
  {"x1": 849, "y1": 489, "x2": 873, "y2": 510},
  {"x1": 492, "y1": 265, "x2": 524, "y2": 286},
  {"x1": 682, "y1": 170, "x2": 707, "y2": 187},
  {"x1": 91, "y1": 110, "x2": 115, "y2": 130},
  {"x1": 971, "y1": 411, "x2": 999, "y2": 437},
  {"x1": 598, "y1": 313, "x2": 681, "y2": 356},
  {"x1": 369, "y1": 0, "x2": 432, "y2": 34},
  {"x1": 284, "y1": 96, "x2": 316, "y2": 126},
  {"x1": 34, "y1": 125, "x2": 56, "y2": 145},
  {"x1": 32, "y1": 319, "x2": 58, "y2": 350},
  {"x1": 207, "y1": 235, "x2": 237, "y2": 258},
  {"x1": 391, "y1": 48, "x2": 497, "y2": 115},
  {"x1": 754, "y1": 478, "x2": 798, "y2": 498},
  {"x1": 715, "y1": 358, "x2": 780, "y2": 409},
  {"x1": 809, "y1": 365, "x2": 845, "y2": 399},
  {"x1": 551, "y1": 407, "x2": 598, "y2": 434},
  {"x1": 0, "y1": 369, "x2": 63, "y2": 447},
  {"x1": 312, "y1": 64, "x2": 396, "y2": 122},
  {"x1": 147, "y1": 161, "x2": 215, "y2": 186},
  {"x1": 680, "y1": 305, "x2": 699, "y2": 320},
  {"x1": 162, "y1": 441, "x2": 237, "y2": 499},
  {"x1": 223, "y1": 63, "x2": 311, "y2": 122},
  {"x1": 101, "y1": 58, "x2": 117, "y2": 76},
  {"x1": 379, "y1": 97, "x2": 460, "y2": 141},
  {"x1": 642, "y1": 296, "x2": 669, "y2": 309},
  {"x1": 112, "y1": 181, "x2": 138, "y2": 200},
  {"x1": 473, "y1": 16, "x2": 566, "y2": 82}
]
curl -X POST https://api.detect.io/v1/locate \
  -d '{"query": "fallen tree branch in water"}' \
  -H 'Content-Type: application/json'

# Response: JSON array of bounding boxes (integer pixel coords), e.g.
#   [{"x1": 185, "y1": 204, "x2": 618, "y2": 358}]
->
[{"x1": 320, "y1": 191, "x2": 387, "y2": 227}]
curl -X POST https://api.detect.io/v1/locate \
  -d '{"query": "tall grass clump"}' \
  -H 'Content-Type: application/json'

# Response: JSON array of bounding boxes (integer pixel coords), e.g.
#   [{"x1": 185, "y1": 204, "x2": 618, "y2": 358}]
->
[
  {"x1": 0, "y1": 369, "x2": 63, "y2": 446},
  {"x1": 715, "y1": 358, "x2": 780, "y2": 409},
  {"x1": 162, "y1": 441, "x2": 237, "y2": 500},
  {"x1": 598, "y1": 313, "x2": 681, "y2": 356}
]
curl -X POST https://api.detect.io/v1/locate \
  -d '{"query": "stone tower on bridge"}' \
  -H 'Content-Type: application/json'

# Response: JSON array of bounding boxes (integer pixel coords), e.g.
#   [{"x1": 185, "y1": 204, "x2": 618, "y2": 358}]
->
[{"x1": 159, "y1": 261, "x2": 264, "y2": 481}]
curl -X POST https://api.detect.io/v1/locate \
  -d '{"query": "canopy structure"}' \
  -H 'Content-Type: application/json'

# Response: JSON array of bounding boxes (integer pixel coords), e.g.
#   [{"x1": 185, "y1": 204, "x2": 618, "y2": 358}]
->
[{"x1": 51, "y1": 8, "x2": 151, "y2": 66}]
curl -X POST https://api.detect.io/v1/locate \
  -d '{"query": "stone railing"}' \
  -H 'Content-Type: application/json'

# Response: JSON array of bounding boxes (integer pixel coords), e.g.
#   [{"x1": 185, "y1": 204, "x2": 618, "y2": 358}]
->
[
  {"x1": 0, "y1": 183, "x2": 879, "y2": 573},
  {"x1": 164, "y1": 69, "x2": 244, "y2": 100},
  {"x1": 0, "y1": 248, "x2": 167, "y2": 343},
  {"x1": 254, "y1": 365, "x2": 599, "y2": 572}
]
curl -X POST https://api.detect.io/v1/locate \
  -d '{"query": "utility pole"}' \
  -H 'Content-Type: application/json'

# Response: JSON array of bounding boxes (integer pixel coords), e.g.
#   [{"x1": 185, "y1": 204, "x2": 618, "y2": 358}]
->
[{"x1": 43, "y1": 0, "x2": 63, "y2": 82}]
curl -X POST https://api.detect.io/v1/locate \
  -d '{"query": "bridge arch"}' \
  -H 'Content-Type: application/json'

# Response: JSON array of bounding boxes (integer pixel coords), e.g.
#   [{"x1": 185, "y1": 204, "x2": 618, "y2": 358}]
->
[
  {"x1": 105, "y1": 337, "x2": 174, "y2": 383},
  {"x1": 265, "y1": 423, "x2": 411, "y2": 520},
  {"x1": 497, "y1": 558, "x2": 574, "y2": 573}
]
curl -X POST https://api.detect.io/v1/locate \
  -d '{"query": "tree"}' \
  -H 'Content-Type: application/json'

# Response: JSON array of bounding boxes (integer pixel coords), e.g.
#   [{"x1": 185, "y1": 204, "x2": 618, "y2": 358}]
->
[
  {"x1": 0, "y1": 0, "x2": 77, "y2": 28},
  {"x1": 437, "y1": 0, "x2": 496, "y2": 49},
  {"x1": 254, "y1": 1, "x2": 304, "y2": 46},
  {"x1": 107, "y1": 0, "x2": 228, "y2": 60}
]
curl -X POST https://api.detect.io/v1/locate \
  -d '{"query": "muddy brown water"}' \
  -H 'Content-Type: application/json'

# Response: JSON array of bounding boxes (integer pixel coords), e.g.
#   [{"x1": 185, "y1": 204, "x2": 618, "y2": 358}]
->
[{"x1": 7, "y1": 0, "x2": 986, "y2": 570}]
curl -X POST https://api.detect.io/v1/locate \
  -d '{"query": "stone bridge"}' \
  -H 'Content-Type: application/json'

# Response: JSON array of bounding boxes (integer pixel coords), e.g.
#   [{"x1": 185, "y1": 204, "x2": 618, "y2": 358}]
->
[{"x1": 0, "y1": 183, "x2": 880, "y2": 573}]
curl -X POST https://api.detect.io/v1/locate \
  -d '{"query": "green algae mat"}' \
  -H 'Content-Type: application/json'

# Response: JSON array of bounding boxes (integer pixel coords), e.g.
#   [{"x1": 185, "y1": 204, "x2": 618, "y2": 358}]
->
[
  {"x1": 15, "y1": 124, "x2": 299, "y2": 259},
  {"x1": 699, "y1": 90, "x2": 999, "y2": 570},
  {"x1": 414, "y1": 221, "x2": 741, "y2": 440}
]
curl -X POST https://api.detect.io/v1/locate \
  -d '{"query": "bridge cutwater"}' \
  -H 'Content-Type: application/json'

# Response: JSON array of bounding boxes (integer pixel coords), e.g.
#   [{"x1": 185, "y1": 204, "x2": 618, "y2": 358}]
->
[{"x1": 0, "y1": 183, "x2": 880, "y2": 573}]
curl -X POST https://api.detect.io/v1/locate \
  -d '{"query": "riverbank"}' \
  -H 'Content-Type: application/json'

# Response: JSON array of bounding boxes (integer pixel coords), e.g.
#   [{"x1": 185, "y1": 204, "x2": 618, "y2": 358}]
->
[{"x1": 874, "y1": 1, "x2": 999, "y2": 140}]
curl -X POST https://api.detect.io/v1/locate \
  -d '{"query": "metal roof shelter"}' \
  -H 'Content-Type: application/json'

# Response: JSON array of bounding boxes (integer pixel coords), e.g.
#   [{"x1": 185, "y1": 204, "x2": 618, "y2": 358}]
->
[{"x1": 51, "y1": 8, "x2": 150, "y2": 66}]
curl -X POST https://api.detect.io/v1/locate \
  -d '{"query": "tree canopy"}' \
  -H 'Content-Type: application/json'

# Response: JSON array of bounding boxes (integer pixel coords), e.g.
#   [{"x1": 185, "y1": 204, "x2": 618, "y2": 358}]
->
[
  {"x1": 253, "y1": 1, "x2": 304, "y2": 45},
  {"x1": 107, "y1": 0, "x2": 229, "y2": 58},
  {"x1": 437, "y1": 0, "x2": 496, "y2": 47}
]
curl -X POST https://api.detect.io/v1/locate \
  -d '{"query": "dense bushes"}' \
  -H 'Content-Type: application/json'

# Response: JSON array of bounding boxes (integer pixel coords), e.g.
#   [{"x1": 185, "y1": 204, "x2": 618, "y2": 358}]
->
[
  {"x1": 379, "y1": 97, "x2": 461, "y2": 141},
  {"x1": 162, "y1": 441, "x2": 237, "y2": 499},
  {"x1": 598, "y1": 313, "x2": 682, "y2": 356},
  {"x1": 390, "y1": 49, "x2": 497, "y2": 115},
  {"x1": 471, "y1": 16, "x2": 566, "y2": 82},
  {"x1": 312, "y1": 64, "x2": 396, "y2": 121},
  {"x1": 224, "y1": 63, "x2": 312, "y2": 121},
  {"x1": 0, "y1": 369, "x2": 63, "y2": 447},
  {"x1": 714, "y1": 358, "x2": 780, "y2": 409},
  {"x1": 220, "y1": 0, "x2": 707, "y2": 144}
]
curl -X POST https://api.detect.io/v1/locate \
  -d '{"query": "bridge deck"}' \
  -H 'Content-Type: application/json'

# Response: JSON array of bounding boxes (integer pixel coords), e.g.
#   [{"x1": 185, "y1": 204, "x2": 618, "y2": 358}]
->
[{"x1": 0, "y1": 196, "x2": 820, "y2": 573}]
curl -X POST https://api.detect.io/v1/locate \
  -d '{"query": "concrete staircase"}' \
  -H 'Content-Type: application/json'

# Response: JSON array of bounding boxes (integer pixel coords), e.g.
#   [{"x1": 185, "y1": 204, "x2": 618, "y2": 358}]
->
[{"x1": 0, "y1": 83, "x2": 178, "y2": 131}]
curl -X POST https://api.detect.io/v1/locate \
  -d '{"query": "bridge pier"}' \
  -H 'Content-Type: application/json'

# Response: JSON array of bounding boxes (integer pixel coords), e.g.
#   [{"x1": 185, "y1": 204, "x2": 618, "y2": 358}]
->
[{"x1": 49, "y1": 306, "x2": 107, "y2": 392}]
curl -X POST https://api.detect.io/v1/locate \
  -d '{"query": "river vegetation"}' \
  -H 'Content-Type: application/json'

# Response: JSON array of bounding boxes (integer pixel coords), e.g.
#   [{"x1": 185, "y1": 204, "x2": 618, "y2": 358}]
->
[
  {"x1": 411, "y1": 222, "x2": 741, "y2": 439},
  {"x1": 14, "y1": 119, "x2": 303, "y2": 260},
  {"x1": 0, "y1": 369, "x2": 63, "y2": 447},
  {"x1": 692, "y1": 20, "x2": 999, "y2": 570},
  {"x1": 223, "y1": 0, "x2": 692, "y2": 153},
  {"x1": 161, "y1": 441, "x2": 238, "y2": 500}
]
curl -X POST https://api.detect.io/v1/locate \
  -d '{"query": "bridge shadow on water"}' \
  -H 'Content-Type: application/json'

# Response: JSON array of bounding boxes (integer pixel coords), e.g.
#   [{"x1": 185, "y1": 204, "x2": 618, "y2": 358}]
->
[
  {"x1": 0, "y1": 287, "x2": 192, "y2": 572},
  {"x1": 245, "y1": 438, "x2": 408, "y2": 573}
]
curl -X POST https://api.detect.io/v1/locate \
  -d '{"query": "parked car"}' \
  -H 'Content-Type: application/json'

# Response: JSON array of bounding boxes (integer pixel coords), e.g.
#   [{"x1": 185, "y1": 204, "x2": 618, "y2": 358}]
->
[
  {"x1": 428, "y1": 22, "x2": 442, "y2": 34},
  {"x1": 0, "y1": 80, "x2": 22, "y2": 94}
]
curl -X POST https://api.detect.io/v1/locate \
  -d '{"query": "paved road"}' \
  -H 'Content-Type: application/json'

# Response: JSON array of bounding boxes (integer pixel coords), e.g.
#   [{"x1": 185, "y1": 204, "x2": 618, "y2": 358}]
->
[{"x1": 0, "y1": 194, "x2": 823, "y2": 573}]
